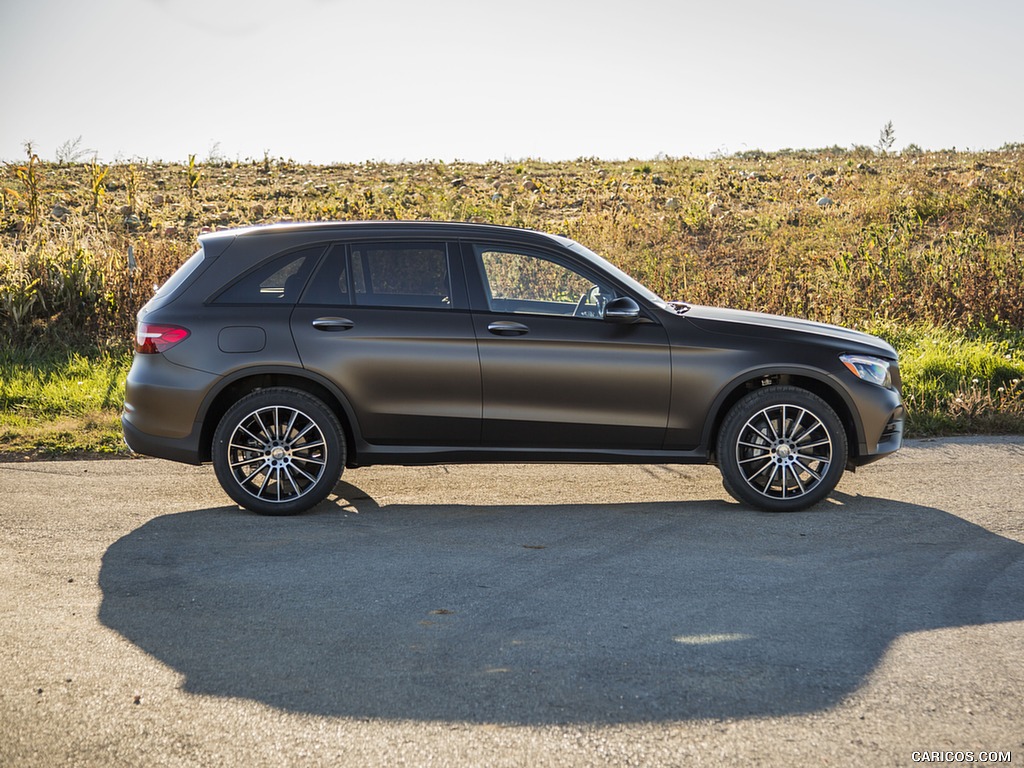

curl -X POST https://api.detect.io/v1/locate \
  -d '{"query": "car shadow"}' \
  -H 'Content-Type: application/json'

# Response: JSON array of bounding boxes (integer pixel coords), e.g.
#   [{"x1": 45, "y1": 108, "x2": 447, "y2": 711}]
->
[{"x1": 98, "y1": 482, "x2": 1024, "y2": 724}]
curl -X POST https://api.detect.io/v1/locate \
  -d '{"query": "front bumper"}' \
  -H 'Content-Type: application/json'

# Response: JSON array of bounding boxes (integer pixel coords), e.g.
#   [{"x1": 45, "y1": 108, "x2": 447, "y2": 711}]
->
[{"x1": 849, "y1": 402, "x2": 904, "y2": 468}]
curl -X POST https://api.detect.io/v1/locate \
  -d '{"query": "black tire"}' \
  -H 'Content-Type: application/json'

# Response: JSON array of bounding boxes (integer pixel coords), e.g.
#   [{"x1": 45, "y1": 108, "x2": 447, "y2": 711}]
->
[
  {"x1": 716, "y1": 386, "x2": 847, "y2": 512},
  {"x1": 212, "y1": 387, "x2": 345, "y2": 515}
]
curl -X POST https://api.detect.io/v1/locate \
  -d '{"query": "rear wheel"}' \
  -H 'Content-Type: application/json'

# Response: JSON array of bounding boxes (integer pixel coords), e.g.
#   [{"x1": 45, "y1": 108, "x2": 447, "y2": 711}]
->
[
  {"x1": 717, "y1": 386, "x2": 847, "y2": 512},
  {"x1": 212, "y1": 388, "x2": 345, "y2": 515}
]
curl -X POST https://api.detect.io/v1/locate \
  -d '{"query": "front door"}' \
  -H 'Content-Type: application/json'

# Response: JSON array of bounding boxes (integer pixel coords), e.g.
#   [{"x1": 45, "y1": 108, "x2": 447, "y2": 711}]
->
[{"x1": 466, "y1": 244, "x2": 671, "y2": 449}]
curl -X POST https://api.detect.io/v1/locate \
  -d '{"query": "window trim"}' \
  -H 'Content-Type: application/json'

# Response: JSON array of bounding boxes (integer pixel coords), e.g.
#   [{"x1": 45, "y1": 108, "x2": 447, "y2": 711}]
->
[{"x1": 300, "y1": 243, "x2": 350, "y2": 306}]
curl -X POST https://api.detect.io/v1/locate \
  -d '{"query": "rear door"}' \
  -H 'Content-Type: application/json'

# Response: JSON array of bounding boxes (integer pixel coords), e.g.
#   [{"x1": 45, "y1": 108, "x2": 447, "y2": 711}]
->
[{"x1": 290, "y1": 240, "x2": 481, "y2": 446}]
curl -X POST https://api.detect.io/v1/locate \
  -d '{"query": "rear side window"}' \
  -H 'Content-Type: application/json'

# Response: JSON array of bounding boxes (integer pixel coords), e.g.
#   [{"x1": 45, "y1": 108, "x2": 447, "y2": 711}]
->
[
  {"x1": 213, "y1": 246, "x2": 325, "y2": 304},
  {"x1": 300, "y1": 242, "x2": 454, "y2": 309},
  {"x1": 296, "y1": 241, "x2": 457, "y2": 309},
  {"x1": 352, "y1": 242, "x2": 452, "y2": 309}
]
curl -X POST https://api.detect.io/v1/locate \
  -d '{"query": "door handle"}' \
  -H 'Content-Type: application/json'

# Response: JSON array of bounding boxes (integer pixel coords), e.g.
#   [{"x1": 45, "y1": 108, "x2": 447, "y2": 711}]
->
[
  {"x1": 487, "y1": 321, "x2": 530, "y2": 336},
  {"x1": 312, "y1": 317, "x2": 355, "y2": 332}
]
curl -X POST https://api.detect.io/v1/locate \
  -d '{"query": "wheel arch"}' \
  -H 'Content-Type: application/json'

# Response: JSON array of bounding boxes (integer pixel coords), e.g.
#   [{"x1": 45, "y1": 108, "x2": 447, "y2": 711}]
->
[
  {"x1": 703, "y1": 366, "x2": 863, "y2": 464},
  {"x1": 197, "y1": 366, "x2": 361, "y2": 464}
]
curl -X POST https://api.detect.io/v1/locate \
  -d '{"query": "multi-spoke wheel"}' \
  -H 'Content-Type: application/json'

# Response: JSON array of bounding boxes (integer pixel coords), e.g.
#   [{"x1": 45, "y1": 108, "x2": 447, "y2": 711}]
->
[
  {"x1": 717, "y1": 386, "x2": 848, "y2": 512},
  {"x1": 212, "y1": 388, "x2": 345, "y2": 515}
]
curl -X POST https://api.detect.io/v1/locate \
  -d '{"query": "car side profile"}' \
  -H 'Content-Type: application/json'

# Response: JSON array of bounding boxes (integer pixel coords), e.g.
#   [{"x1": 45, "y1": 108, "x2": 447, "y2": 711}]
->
[{"x1": 122, "y1": 221, "x2": 904, "y2": 514}]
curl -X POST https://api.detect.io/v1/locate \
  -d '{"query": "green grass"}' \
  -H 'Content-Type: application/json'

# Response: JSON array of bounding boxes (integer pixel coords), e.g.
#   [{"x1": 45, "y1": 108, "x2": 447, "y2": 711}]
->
[
  {"x1": 871, "y1": 323, "x2": 1024, "y2": 435},
  {"x1": 0, "y1": 350, "x2": 130, "y2": 458},
  {"x1": 1, "y1": 328, "x2": 1021, "y2": 460}
]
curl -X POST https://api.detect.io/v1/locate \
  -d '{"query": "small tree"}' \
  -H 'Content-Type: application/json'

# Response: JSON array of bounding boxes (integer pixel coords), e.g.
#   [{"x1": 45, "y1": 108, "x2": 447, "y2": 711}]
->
[
  {"x1": 55, "y1": 136, "x2": 94, "y2": 165},
  {"x1": 877, "y1": 121, "x2": 896, "y2": 155},
  {"x1": 89, "y1": 156, "x2": 109, "y2": 225},
  {"x1": 14, "y1": 142, "x2": 42, "y2": 230}
]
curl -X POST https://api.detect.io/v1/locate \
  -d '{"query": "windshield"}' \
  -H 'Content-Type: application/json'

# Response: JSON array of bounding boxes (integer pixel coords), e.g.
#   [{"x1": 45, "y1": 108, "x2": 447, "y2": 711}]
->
[{"x1": 565, "y1": 241, "x2": 666, "y2": 306}]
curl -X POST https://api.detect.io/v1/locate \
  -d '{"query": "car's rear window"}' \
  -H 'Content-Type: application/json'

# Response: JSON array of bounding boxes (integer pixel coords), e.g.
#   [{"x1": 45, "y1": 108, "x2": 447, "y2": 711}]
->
[{"x1": 154, "y1": 247, "x2": 206, "y2": 300}]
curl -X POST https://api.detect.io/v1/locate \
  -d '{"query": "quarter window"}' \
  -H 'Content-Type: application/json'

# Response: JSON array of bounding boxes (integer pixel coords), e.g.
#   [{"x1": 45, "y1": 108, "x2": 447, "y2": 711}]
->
[{"x1": 214, "y1": 246, "x2": 324, "y2": 304}]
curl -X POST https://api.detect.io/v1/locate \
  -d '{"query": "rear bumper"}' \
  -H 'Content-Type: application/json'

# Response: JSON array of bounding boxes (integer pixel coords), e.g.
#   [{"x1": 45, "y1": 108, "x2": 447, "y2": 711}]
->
[
  {"x1": 122, "y1": 414, "x2": 204, "y2": 465},
  {"x1": 121, "y1": 354, "x2": 218, "y2": 465}
]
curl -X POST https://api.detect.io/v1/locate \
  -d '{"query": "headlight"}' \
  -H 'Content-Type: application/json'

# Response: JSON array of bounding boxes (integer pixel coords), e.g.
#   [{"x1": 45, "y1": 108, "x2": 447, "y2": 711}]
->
[{"x1": 840, "y1": 354, "x2": 893, "y2": 388}]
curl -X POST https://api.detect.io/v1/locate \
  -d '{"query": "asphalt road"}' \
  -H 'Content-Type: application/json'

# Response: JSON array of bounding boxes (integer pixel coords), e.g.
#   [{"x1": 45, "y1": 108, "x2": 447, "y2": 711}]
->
[{"x1": 1, "y1": 437, "x2": 1023, "y2": 767}]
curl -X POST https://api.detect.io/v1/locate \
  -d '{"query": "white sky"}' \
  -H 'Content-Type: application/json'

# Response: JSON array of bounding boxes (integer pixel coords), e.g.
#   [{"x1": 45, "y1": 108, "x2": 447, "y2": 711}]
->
[{"x1": 1, "y1": 0, "x2": 1021, "y2": 164}]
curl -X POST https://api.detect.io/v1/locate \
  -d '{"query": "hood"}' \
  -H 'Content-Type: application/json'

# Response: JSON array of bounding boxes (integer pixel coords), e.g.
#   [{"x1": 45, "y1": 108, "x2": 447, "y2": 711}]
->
[{"x1": 682, "y1": 305, "x2": 897, "y2": 359}]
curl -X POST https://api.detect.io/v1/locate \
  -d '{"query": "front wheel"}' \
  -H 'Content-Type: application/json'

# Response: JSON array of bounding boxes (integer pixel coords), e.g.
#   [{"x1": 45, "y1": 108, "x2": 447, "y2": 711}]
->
[
  {"x1": 717, "y1": 386, "x2": 848, "y2": 512},
  {"x1": 212, "y1": 387, "x2": 345, "y2": 515}
]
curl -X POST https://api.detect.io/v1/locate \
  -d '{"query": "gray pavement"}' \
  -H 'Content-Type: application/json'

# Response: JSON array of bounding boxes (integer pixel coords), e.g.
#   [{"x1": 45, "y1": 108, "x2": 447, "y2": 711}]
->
[{"x1": 1, "y1": 438, "x2": 1022, "y2": 766}]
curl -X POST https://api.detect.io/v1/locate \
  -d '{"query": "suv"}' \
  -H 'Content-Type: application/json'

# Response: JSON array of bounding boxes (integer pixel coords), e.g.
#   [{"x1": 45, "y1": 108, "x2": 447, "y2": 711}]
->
[{"x1": 123, "y1": 221, "x2": 904, "y2": 514}]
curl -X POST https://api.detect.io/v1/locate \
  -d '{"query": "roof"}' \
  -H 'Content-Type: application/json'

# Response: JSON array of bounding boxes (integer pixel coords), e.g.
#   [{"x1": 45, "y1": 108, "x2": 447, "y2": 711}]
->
[{"x1": 198, "y1": 220, "x2": 568, "y2": 246}]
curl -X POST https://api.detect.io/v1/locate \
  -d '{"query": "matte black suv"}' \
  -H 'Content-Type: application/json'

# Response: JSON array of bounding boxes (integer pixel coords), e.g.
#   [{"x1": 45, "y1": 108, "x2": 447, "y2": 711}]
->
[{"x1": 123, "y1": 221, "x2": 904, "y2": 514}]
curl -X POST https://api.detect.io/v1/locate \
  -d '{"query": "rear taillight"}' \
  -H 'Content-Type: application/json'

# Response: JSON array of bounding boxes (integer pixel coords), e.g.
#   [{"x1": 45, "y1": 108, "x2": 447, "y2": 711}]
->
[{"x1": 135, "y1": 323, "x2": 190, "y2": 354}]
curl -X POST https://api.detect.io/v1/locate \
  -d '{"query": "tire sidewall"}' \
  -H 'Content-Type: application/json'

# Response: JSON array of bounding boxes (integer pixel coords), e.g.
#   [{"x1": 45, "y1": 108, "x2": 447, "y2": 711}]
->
[
  {"x1": 717, "y1": 386, "x2": 848, "y2": 512},
  {"x1": 212, "y1": 388, "x2": 345, "y2": 515}
]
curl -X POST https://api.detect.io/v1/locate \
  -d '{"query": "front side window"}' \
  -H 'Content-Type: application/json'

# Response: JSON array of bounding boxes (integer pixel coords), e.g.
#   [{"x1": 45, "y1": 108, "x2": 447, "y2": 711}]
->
[{"x1": 476, "y1": 247, "x2": 615, "y2": 319}]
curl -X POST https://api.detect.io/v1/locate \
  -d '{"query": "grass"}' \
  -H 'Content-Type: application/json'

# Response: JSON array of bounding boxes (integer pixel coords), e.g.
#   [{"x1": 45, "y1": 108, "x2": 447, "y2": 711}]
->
[
  {"x1": 1, "y1": 146, "x2": 1023, "y2": 455},
  {"x1": 4, "y1": 148, "x2": 1024, "y2": 344},
  {"x1": 0, "y1": 350, "x2": 129, "y2": 458},
  {"x1": 873, "y1": 323, "x2": 1024, "y2": 435}
]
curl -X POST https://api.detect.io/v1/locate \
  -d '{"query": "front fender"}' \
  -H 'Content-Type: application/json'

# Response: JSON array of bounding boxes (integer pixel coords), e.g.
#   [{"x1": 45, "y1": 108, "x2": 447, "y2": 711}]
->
[{"x1": 697, "y1": 365, "x2": 865, "y2": 458}]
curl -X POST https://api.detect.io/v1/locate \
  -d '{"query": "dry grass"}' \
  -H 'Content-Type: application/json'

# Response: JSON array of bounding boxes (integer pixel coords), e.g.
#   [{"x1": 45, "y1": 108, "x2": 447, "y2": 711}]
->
[
  {"x1": 2, "y1": 147, "x2": 1023, "y2": 448},
  {"x1": 3, "y1": 148, "x2": 1023, "y2": 345}
]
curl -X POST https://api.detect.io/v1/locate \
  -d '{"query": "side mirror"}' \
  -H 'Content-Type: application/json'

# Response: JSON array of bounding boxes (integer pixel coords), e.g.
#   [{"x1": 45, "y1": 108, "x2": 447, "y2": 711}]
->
[{"x1": 603, "y1": 296, "x2": 641, "y2": 323}]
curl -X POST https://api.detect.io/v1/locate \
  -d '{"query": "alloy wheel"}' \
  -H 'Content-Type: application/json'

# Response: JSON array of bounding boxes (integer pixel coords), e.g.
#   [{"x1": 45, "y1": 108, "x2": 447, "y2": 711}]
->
[
  {"x1": 734, "y1": 403, "x2": 834, "y2": 502},
  {"x1": 225, "y1": 405, "x2": 329, "y2": 505}
]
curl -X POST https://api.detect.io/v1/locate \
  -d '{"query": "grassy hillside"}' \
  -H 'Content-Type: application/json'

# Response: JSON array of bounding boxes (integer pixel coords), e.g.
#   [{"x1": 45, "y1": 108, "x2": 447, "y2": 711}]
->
[{"x1": 2, "y1": 146, "x2": 1023, "y2": 456}]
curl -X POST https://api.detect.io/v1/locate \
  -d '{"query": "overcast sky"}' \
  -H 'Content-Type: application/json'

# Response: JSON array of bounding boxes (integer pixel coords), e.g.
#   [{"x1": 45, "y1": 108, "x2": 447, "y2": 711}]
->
[{"x1": 1, "y1": 0, "x2": 1021, "y2": 164}]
